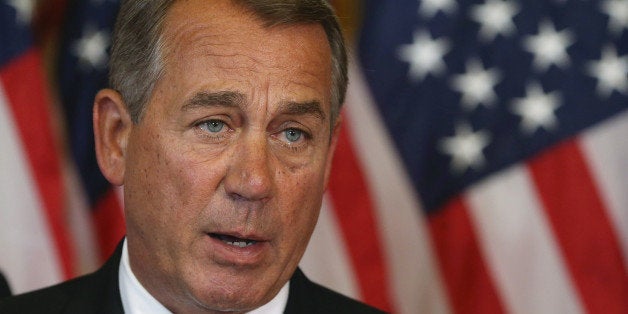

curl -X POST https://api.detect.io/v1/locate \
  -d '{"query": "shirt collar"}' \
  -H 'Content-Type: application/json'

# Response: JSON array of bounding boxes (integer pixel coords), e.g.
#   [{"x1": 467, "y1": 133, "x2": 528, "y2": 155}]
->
[{"x1": 118, "y1": 239, "x2": 289, "y2": 314}]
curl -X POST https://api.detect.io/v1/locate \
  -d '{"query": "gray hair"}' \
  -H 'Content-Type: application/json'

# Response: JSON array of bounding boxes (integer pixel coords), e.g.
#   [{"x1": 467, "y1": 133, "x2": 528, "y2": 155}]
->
[{"x1": 109, "y1": 0, "x2": 348, "y2": 124}]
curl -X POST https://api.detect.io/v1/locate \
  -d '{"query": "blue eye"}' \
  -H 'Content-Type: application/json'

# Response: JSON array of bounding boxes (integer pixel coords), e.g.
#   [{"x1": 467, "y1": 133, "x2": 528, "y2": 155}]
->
[
  {"x1": 200, "y1": 120, "x2": 225, "y2": 133},
  {"x1": 284, "y1": 129, "x2": 302, "y2": 142}
]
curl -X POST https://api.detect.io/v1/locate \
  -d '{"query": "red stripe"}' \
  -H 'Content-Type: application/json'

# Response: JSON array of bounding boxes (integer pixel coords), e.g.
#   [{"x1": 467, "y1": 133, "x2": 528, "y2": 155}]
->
[
  {"x1": 528, "y1": 139, "x2": 628, "y2": 314},
  {"x1": 429, "y1": 197, "x2": 506, "y2": 314},
  {"x1": 327, "y1": 118, "x2": 395, "y2": 312},
  {"x1": 0, "y1": 50, "x2": 76, "y2": 279},
  {"x1": 91, "y1": 188, "x2": 126, "y2": 261}
]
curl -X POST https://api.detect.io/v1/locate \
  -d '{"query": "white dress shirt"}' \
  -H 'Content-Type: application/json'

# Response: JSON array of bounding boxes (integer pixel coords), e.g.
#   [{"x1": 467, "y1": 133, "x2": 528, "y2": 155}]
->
[{"x1": 119, "y1": 239, "x2": 289, "y2": 314}]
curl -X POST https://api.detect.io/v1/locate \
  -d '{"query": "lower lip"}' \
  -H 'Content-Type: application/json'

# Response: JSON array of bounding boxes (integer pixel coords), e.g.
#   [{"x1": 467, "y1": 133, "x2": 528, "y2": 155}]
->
[{"x1": 205, "y1": 234, "x2": 269, "y2": 266}]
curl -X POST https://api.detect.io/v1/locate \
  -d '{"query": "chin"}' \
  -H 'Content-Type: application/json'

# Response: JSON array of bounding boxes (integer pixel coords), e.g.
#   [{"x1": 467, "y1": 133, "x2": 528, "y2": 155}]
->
[
  {"x1": 190, "y1": 289, "x2": 268, "y2": 313},
  {"x1": 186, "y1": 274, "x2": 274, "y2": 313}
]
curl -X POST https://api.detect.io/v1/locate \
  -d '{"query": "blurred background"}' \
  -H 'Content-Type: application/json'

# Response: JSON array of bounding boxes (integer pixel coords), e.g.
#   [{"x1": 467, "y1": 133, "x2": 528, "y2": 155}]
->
[{"x1": 1, "y1": 0, "x2": 627, "y2": 313}]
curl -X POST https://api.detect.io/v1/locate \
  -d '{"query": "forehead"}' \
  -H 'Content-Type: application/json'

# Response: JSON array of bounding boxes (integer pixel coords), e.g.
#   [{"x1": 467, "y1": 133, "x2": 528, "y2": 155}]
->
[{"x1": 158, "y1": 0, "x2": 332, "y2": 102}]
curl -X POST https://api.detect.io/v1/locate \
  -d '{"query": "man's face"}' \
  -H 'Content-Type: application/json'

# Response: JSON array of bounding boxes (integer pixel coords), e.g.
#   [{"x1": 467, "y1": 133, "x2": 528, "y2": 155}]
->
[{"x1": 121, "y1": 0, "x2": 336, "y2": 312}]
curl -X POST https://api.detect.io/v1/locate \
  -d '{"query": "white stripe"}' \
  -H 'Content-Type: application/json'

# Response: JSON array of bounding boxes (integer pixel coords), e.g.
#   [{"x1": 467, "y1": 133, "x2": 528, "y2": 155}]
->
[
  {"x1": 465, "y1": 165, "x2": 584, "y2": 314},
  {"x1": 300, "y1": 196, "x2": 359, "y2": 299},
  {"x1": 0, "y1": 84, "x2": 63, "y2": 293},
  {"x1": 579, "y1": 111, "x2": 628, "y2": 268},
  {"x1": 344, "y1": 59, "x2": 451, "y2": 314}
]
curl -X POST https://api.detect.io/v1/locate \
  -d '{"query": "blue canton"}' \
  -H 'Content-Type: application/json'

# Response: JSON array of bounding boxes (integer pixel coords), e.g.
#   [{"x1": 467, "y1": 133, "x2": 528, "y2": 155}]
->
[{"x1": 358, "y1": 0, "x2": 628, "y2": 212}]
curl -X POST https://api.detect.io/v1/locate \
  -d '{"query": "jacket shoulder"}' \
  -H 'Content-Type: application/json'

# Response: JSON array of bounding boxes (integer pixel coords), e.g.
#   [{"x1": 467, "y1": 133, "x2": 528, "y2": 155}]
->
[
  {"x1": 286, "y1": 269, "x2": 387, "y2": 314},
  {"x1": 0, "y1": 274, "x2": 95, "y2": 313},
  {"x1": 0, "y1": 240, "x2": 124, "y2": 314}
]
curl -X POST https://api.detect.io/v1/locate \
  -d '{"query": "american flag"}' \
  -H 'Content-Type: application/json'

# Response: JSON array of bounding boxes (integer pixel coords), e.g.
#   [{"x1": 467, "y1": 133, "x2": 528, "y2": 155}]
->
[
  {"x1": 0, "y1": 0, "x2": 124, "y2": 294},
  {"x1": 313, "y1": 0, "x2": 627, "y2": 312},
  {"x1": 56, "y1": 0, "x2": 125, "y2": 263},
  {"x1": 0, "y1": 0, "x2": 72, "y2": 293},
  {"x1": 1, "y1": 0, "x2": 627, "y2": 313}
]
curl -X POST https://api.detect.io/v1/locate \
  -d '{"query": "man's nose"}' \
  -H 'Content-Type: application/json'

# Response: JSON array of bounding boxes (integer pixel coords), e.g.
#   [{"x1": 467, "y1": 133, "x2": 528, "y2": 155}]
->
[{"x1": 223, "y1": 135, "x2": 273, "y2": 202}]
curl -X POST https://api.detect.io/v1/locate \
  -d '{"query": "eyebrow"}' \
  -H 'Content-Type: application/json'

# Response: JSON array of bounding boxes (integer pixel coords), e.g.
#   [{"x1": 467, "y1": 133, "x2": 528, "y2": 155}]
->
[
  {"x1": 181, "y1": 91, "x2": 326, "y2": 121},
  {"x1": 277, "y1": 100, "x2": 326, "y2": 122},
  {"x1": 181, "y1": 91, "x2": 246, "y2": 111}
]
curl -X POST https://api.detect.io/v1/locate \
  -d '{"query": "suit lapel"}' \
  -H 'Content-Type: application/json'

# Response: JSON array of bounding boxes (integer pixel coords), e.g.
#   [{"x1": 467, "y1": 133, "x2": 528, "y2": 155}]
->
[
  {"x1": 63, "y1": 240, "x2": 125, "y2": 314},
  {"x1": 284, "y1": 268, "x2": 317, "y2": 314}
]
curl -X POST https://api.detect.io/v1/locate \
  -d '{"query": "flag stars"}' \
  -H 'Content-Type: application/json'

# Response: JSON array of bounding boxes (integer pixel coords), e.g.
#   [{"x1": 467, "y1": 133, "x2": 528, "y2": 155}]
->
[
  {"x1": 398, "y1": 31, "x2": 451, "y2": 81},
  {"x1": 587, "y1": 46, "x2": 628, "y2": 97},
  {"x1": 6, "y1": 0, "x2": 35, "y2": 25},
  {"x1": 72, "y1": 29, "x2": 110, "y2": 70},
  {"x1": 523, "y1": 20, "x2": 575, "y2": 72},
  {"x1": 450, "y1": 59, "x2": 501, "y2": 110},
  {"x1": 418, "y1": 0, "x2": 457, "y2": 18},
  {"x1": 470, "y1": 0, "x2": 520, "y2": 42},
  {"x1": 602, "y1": 0, "x2": 628, "y2": 36},
  {"x1": 439, "y1": 123, "x2": 491, "y2": 174},
  {"x1": 511, "y1": 83, "x2": 562, "y2": 134}
]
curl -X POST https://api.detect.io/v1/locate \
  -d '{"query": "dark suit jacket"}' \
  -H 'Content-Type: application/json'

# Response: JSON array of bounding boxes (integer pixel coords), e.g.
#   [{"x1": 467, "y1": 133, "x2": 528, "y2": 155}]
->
[
  {"x1": 0, "y1": 272, "x2": 11, "y2": 299},
  {"x1": 0, "y1": 242, "x2": 385, "y2": 313}
]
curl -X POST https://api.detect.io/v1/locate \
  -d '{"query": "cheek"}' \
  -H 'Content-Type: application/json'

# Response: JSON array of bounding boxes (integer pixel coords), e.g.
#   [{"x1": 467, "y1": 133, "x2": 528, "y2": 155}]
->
[
  {"x1": 276, "y1": 169, "x2": 325, "y2": 242},
  {"x1": 125, "y1": 135, "x2": 214, "y2": 232}
]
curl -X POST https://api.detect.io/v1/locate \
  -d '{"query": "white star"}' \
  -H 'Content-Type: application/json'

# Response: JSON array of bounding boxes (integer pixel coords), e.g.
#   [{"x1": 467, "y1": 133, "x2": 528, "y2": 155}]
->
[
  {"x1": 419, "y1": 0, "x2": 457, "y2": 18},
  {"x1": 470, "y1": 0, "x2": 520, "y2": 42},
  {"x1": 450, "y1": 59, "x2": 501, "y2": 110},
  {"x1": 511, "y1": 83, "x2": 562, "y2": 134},
  {"x1": 587, "y1": 45, "x2": 628, "y2": 97},
  {"x1": 439, "y1": 123, "x2": 491, "y2": 174},
  {"x1": 72, "y1": 29, "x2": 110, "y2": 70},
  {"x1": 602, "y1": 0, "x2": 628, "y2": 36},
  {"x1": 6, "y1": 0, "x2": 35, "y2": 25},
  {"x1": 523, "y1": 20, "x2": 575, "y2": 72},
  {"x1": 398, "y1": 30, "x2": 451, "y2": 81}
]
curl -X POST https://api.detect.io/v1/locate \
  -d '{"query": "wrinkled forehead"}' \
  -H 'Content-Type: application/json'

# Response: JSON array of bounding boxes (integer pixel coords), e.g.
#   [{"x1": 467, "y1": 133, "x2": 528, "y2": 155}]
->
[
  {"x1": 157, "y1": 0, "x2": 333, "y2": 102},
  {"x1": 161, "y1": 0, "x2": 331, "y2": 68}
]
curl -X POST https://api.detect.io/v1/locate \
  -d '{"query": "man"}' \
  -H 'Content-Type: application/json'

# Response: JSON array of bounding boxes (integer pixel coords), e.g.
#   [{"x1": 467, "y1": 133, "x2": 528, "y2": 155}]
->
[{"x1": 0, "y1": 0, "x2": 384, "y2": 313}]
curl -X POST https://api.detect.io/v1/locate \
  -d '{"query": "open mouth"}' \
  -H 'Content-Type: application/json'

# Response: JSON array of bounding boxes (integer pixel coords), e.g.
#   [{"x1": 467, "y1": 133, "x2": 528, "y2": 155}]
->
[{"x1": 209, "y1": 233, "x2": 258, "y2": 248}]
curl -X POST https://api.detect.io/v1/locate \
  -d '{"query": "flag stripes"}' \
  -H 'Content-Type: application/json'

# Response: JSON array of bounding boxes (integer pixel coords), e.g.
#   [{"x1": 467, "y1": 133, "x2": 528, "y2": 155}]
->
[
  {"x1": 2, "y1": 1, "x2": 627, "y2": 314},
  {"x1": 0, "y1": 84, "x2": 63, "y2": 294},
  {"x1": 429, "y1": 197, "x2": 506, "y2": 314},
  {"x1": 312, "y1": 54, "x2": 628, "y2": 313},
  {"x1": 301, "y1": 197, "x2": 360, "y2": 298},
  {"x1": 55, "y1": 0, "x2": 125, "y2": 266},
  {"x1": 327, "y1": 121, "x2": 395, "y2": 313},
  {"x1": 343, "y1": 60, "x2": 452, "y2": 314},
  {"x1": 0, "y1": 50, "x2": 75, "y2": 280},
  {"x1": 350, "y1": 0, "x2": 628, "y2": 312},
  {"x1": 581, "y1": 112, "x2": 628, "y2": 266},
  {"x1": 466, "y1": 165, "x2": 584, "y2": 314},
  {"x1": 91, "y1": 188, "x2": 125, "y2": 261},
  {"x1": 529, "y1": 139, "x2": 628, "y2": 313}
]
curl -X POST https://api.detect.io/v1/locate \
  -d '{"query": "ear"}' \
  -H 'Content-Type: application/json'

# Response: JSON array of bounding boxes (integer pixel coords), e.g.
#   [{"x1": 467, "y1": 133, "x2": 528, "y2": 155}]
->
[
  {"x1": 93, "y1": 89, "x2": 133, "y2": 186},
  {"x1": 323, "y1": 114, "x2": 342, "y2": 189}
]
